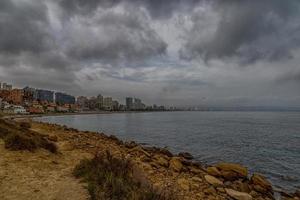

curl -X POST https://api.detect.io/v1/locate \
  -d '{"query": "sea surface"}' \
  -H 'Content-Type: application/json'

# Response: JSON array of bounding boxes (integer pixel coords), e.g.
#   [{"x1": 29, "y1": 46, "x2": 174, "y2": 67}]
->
[{"x1": 37, "y1": 111, "x2": 300, "y2": 191}]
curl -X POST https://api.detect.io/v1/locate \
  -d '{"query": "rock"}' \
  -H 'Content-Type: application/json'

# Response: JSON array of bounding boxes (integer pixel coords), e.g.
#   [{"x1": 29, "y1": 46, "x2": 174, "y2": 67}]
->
[
  {"x1": 225, "y1": 188, "x2": 253, "y2": 200},
  {"x1": 249, "y1": 190, "x2": 259, "y2": 198},
  {"x1": 130, "y1": 146, "x2": 151, "y2": 157},
  {"x1": 124, "y1": 141, "x2": 138, "y2": 148},
  {"x1": 48, "y1": 135, "x2": 58, "y2": 142},
  {"x1": 207, "y1": 166, "x2": 221, "y2": 176},
  {"x1": 205, "y1": 175, "x2": 223, "y2": 186},
  {"x1": 217, "y1": 187, "x2": 226, "y2": 193},
  {"x1": 204, "y1": 186, "x2": 217, "y2": 195},
  {"x1": 153, "y1": 155, "x2": 169, "y2": 167},
  {"x1": 178, "y1": 152, "x2": 194, "y2": 160},
  {"x1": 159, "y1": 148, "x2": 173, "y2": 157},
  {"x1": 216, "y1": 162, "x2": 248, "y2": 178},
  {"x1": 169, "y1": 157, "x2": 183, "y2": 172},
  {"x1": 177, "y1": 178, "x2": 190, "y2": 190},
  {"x1": 250, "y1": 173, "x2": 272, "y2": 192},
  {"x1": 237, "y1": 180, "x2": 251, "y2": 193},
  {"x1": 221, "y1": 170, "x2": 240, "y2": 181},
  {"x1": 191, "y1": 177, "x2": 202, "y2": 183}
]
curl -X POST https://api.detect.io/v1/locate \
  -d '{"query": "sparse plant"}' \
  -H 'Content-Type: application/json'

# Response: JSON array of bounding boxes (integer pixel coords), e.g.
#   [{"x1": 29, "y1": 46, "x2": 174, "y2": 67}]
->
[{"x1": 73, "y1": 151, "x2": 177, "y2": 200}]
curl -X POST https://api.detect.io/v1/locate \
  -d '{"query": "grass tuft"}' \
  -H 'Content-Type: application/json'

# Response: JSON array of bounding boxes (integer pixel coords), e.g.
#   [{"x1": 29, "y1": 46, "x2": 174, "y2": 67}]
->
[
  {"x1": 74, "y1": 151, "x2": 177, "y2": 200},
  {"x1": 0, "y1": 119, "x2": 57, "y2": 153}
]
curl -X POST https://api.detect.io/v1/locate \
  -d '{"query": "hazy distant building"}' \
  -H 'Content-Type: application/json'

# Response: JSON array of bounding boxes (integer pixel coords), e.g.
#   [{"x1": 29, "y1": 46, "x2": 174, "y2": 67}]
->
[
  {"x1": 23, "y1": 87, "x2": 37, "y2": 103},
  {"x1": 2, "y1": 83, "x2": 12, "y2": 90},
  {"x1": 103, "y1": 97, "x2": 113, "y2": 111},
  {"x1": 96, "y1": 94, "x2": 104, "y2": 110},
  {"x1": 88, "y1": 97, "x2": 97, "y2": 110},
  {"x1": 112, "y1": 100, "x2": 119, "y2": 111},
  {"x1": 126, "y1": 97, "x2": 133, "y2": 110},
  {"x1": 55, "y1": 92, "x2": 75, "y2": 105},
  {"x1": 36, "y1": 89, "x2": 54, "y2": 102},
  {"x1": 76, "y1": 96, "x2": 89, "y2": 109},
  {"x1": 134, "y1": 98, "x2": 145, "y2": 110}
]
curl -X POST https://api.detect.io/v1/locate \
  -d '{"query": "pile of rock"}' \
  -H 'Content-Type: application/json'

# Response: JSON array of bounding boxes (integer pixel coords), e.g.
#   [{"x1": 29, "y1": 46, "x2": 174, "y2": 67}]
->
[{"x1": 204, "y1": 162, "x2": 275, "y2": 200}]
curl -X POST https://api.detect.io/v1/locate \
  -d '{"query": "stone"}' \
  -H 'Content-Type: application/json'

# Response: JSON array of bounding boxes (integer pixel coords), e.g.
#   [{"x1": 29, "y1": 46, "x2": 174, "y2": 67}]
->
[
  {"x1": 191, "y1": 177, "x2": 202, "y2": 183},
  {"x1": 205, "y1": 175, "x2": 224, "y2": 186},
  {"x1": 225, "y1": 188, "x2": 253, "y2": 200},
  {"x1": 48, "y1": 135, "x2": 58, "y2": 142},
  {"x1": 207, "y1": 166, "x2": 221, "y2": 176},
  {"x1": 124, "y1": 141, "x2": 137, "y2": 148},
  {"x1": 204, "y1": 186, "x2": 217, "y2": 195},
  {"x1": 177, "y1": 178, "x2": 190, "y2": 190},
  {"x1": 217, "y1": 187, "x2": 226, "y2": 193},
  {"x1": 237, "y1": 181, "x2": 251, "y2": 193},
  {"x1": 250, "y1": 173, "x2": 272, "y2": 192},
  {"x1": 249, "y1": 190, "x2": 259, "y2": 198},
  {"x1": 216, "y1": 162, "x2": 248, "y2": 178},
  {"x1": 221, "y1": 170, "x2": 240, "y2": 181},
  {"x1": 169, "y1": 157, "x2": 183, "y2": 172},
  {"x1": 153, "y1": 155, "x2": 169, "y2": 167},
  {"x1": 178, "y1": 152, "x2": 194, "y2": 160}
]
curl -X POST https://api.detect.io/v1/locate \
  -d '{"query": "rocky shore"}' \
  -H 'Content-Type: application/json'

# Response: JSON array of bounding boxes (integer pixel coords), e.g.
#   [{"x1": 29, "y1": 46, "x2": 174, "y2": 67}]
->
[{"x1": 1, "y1": 118, "x2": 299, "y2": 200}]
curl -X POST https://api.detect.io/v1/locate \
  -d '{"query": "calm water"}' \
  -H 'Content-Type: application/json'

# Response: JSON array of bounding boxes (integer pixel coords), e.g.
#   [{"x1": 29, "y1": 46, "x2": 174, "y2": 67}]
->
[{"x1": 37, "y1": 111, "x2": 300, "y2": 191}]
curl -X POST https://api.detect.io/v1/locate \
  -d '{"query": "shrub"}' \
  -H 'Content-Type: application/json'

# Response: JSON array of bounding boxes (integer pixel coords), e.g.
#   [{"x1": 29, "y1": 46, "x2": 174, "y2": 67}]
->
[
  {"x1": 0, "y1": 119, "x2": 57, "y2": 153},
  {"x1": 73, "y1": 151, "x2": 177, "y2": 200},
  {"x1": 4, "y1": 133, "x2": 37, "y2": 151},
  {"x1": 19, "y1": 121, "x2": 31, "y2": 129}
]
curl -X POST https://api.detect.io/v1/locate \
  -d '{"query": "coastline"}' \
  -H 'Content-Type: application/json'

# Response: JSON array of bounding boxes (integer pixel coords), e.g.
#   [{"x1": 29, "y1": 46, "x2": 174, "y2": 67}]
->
[
  {"x1": 2, "y1": 110, "x2": 176, "y2": 120},
  {"x1": 0, "y1": 117, "x2": 299, "y2": 199}
]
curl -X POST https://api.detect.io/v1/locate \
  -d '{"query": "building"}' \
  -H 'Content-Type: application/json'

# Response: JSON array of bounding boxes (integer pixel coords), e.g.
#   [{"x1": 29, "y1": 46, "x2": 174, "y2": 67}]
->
[
  {"x1": 126, "y1": 97, "x2": 133, "y2": 110},
  {"x1": 36, "y1": 89, "x2": 54, "y2": 102},
  {"x1": 55, "y1": 92, "x2": 75, "y2": 105},
  {"x1": 96, "y1": 94, "x2": 104, "y2": 110},
  {"x1": 2, "y1": 83, "x2": 12, "y2": 90},
  {"x1": 76, "y1": 96, "x2": 89, "y2": 109},
  {"x1": 0, "y1": 90, "x2": 11, "y2": 102},
  {"x1": 134, "y1": 98, "x2": 145, "y2": 110},
  {"x1": 8, "y1": 89, "x2": 24, "y2": 105},
  {"x1": 112, "y1": 100, "x2": 119, "y2": 111},
  {"x1": 103, "y1": 97, "x2": 113, "y2": 111},
  {"x1": 87, "y1": 97, "x2": 97, "y2": 110},
  {"x1": 23, "y1": 87, "x2": 36, "y2": 103}
]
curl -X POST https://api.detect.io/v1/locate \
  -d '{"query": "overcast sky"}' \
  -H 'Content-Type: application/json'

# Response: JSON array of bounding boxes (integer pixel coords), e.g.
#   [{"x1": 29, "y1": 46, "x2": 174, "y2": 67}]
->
[{"x1": 0, "y1": 0, "x2": 300, "y2": 106}]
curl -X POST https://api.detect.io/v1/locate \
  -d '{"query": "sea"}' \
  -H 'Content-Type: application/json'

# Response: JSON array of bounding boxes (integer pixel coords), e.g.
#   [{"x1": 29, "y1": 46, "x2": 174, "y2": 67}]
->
[{"x1": 36, "y1": 111, "x2": 300, "y2": 192}]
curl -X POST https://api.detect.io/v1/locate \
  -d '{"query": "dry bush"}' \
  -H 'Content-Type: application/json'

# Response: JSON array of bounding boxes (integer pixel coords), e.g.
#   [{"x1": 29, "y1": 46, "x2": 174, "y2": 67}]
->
[
  {"x1": 0, "y1": 119, "x2": 57, "y2": 153},
  {"x1": 74, "y1": 151, "x2": 177, "y2": 200}
]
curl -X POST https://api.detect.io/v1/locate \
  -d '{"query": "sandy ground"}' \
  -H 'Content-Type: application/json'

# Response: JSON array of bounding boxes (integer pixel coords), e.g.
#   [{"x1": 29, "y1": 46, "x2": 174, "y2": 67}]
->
[{"x1": 0, "y1": 138, "x2": 91, "y2": 200}]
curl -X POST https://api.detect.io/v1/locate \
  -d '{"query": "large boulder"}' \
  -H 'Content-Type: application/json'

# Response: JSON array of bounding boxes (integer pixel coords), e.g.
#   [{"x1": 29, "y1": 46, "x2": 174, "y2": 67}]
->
[
  {"x1": 216, "y1": 162, "x2": 248, "y2": 179},
  {"x1": 250, "y1": 173, "x2": 272, "y2": 193},
  {"x1": 225, "y1": 188, "x2": 253, "y2": 200},
  {"x1": 169, "y1": 157, "x2": 183, "y2": 172},
  {"x1": 204, "y1": 175, "x2": 223, "y2": 186}
]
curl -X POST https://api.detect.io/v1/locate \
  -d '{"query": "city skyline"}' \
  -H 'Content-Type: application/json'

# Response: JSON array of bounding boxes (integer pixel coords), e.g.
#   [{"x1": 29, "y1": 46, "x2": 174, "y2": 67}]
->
[{"x1": 0, "y1": 1, "x2": 300, "y2": 107}]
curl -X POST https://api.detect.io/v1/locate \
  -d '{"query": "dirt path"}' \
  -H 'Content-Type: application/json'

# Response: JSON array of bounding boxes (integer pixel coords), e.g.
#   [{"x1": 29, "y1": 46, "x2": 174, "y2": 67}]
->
[{"x1": 0, "y1": 138, "x2": 91, "y2": 200}]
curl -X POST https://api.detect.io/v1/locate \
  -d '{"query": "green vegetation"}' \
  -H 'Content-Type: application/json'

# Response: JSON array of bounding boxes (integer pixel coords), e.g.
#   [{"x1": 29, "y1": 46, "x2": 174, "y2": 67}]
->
[
  {"x1": 0, "y1": 119, "x2": 57, "y2": 153},
  {"x1": 74, "y1": 151, "x2": 177, "y2": 200}
]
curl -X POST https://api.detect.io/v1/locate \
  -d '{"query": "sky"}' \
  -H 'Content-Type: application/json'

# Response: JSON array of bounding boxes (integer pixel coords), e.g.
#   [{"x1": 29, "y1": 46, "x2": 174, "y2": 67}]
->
[{"x1": 0, "y1": 0, "x2": 300, "y2": 107}]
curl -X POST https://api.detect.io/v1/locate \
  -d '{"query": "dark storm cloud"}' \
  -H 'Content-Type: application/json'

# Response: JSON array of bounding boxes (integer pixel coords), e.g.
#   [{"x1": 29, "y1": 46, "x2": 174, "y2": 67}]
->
[
  {"x1": 181, "y1": 0, "x2": 300, "y2": 64},
  {"x1": 59, "y1": 0, "x2": 201, "y2": 19},
  {"x1": 66, "y1": 11, "x2": 167, "y2": 63},
  {"x1": 0, "y1": 0, "x2": 51, "y2": 55}
]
